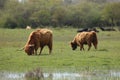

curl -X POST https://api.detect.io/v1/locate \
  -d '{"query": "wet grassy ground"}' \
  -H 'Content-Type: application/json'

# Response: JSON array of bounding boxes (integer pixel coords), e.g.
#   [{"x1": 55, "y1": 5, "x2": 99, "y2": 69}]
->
[{"x1": 0, "y1": 28, "x2": 120, "y2": 72}]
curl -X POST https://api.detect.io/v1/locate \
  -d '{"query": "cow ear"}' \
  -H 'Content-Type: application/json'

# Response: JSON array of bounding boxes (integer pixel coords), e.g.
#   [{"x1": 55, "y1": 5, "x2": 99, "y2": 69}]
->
[
  {"x1": 29, "y1": 44, "x2": 34, "y2": 47},
  {"x1": 70, "y1": 41, "x2": 73, "y2": 44},
  {"x1": 68, "y1": 41, "x2": 71, "y2": 45}
]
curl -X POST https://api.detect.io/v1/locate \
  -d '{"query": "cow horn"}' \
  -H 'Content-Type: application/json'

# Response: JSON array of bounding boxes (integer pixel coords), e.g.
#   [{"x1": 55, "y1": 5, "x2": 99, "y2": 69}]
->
[
  {"x1": 17, "y1": 47, "x2": 24, "y2": 51},
  {"x1": 29, "y1": 44, "x2": 34, "y2": 47}
]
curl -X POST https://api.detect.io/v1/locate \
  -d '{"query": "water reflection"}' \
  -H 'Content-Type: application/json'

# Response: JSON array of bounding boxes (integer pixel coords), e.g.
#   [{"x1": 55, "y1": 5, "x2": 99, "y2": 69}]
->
[
  {"x1": 25, "y1": 68, "x2": 44, "y2": 80},
  {"x1": 0, "y1": 69, "x2": 120, "y2": 80},
  {"x1": 0, "y1": 72, "x2": 24, "y2": 80}
]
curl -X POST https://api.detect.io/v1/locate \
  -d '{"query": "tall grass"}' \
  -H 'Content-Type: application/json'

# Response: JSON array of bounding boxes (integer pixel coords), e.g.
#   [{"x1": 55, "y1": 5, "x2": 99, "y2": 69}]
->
[{"x1": 0, "y1": 28, "x2": 120, "y2": 72}]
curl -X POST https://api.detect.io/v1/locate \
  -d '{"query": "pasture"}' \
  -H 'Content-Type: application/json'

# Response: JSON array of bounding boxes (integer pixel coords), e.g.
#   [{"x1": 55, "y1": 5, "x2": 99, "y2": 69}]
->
[{"x1": 0, "y1": 28, "x2": 120, "y2": 73}]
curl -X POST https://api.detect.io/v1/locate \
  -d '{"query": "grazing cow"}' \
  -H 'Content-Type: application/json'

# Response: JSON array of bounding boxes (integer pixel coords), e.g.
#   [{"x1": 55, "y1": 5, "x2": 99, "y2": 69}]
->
[
  {"x1": 77, "y1": 28, "x2": 99, "y2": 33},
  {"x1": 77, "y1": 28, "x2": 88, "y2": 32},
  {"x1": 99, "y1": 27, "x2": 116, "y2": 31},
  {"x1": 88, "y1": 28, "x2": 99, "y2": 32},
  {"x1": 71, "y1": 31, "x2": 98, "y2": 51},
  {"x1": 24, "y1": 29, "x2": 53, "y2": 55}
]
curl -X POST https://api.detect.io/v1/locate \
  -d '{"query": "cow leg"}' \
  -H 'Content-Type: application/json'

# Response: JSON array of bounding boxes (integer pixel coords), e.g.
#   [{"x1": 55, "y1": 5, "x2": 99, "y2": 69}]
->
[
  {"x1": 88, "y1": 43, "x2": 92, "y2": 51},
  {"x1": 39, "y1": 46, "x2": 44, "y2": 55},
  {"x1": 34, "y1": 49, "x2": 37, "y2": 55},
  {"x1": 93, "y1": 42, "x2": 97, "y2": 49},
  {"x1": 34, "y1": 47, "x2": 38, "y2": 55},
  {"x1": 31, "y1": 49, "x2": 34, "y2": 55},
  {"x1": 82, "y1": 45, "x2": 85, "y2": 50},
  {"x1": 48, "y1": 44, "x2": 52, "y2": 54},
  {"x1": 80, "y1": 44, "x2": 83, "y2": 51}
]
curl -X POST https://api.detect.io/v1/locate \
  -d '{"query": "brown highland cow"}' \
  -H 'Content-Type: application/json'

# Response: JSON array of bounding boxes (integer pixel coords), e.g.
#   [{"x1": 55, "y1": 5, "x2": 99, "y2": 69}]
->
[
  {"x1": 24, "y1": 29, "x2": 53, "y2": 55},
  {"x1": 71, "y1": 31, "x2": 98, "y2": 51}
]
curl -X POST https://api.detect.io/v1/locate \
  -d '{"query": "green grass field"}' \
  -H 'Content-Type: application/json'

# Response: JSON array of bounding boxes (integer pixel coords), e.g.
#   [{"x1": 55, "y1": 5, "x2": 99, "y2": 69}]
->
[{"x1": 0, "y1": 28, "x2": 120, "y2": 72}]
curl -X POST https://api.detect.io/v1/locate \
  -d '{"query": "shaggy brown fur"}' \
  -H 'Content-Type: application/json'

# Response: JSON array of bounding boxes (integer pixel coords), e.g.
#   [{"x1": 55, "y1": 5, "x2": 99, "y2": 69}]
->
[
  {"x1": 71, "y1": 31, "x2": 98, "y2": 51},
  {"x1": 24, "y1": 29, "x2": 53, "y2": 55}
]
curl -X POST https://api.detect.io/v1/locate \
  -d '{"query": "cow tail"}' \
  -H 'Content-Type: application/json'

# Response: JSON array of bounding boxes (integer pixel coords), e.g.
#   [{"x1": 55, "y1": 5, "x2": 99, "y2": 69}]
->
[
  {"x1": 49, "y1": 32, "x2": 53, "y2": 53},
  {"x1": 93, "y1": 32, "x2": 98, "y2": 45},
  {"x1": 51, "y1": 33, "x2": 53, "y2": 50}
]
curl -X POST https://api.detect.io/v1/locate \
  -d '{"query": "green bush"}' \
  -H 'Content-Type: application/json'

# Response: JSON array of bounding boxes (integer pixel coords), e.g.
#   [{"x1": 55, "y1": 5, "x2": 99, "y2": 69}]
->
[{"x1": 0, "y1": 0, "x2": 120, "y2": 28}]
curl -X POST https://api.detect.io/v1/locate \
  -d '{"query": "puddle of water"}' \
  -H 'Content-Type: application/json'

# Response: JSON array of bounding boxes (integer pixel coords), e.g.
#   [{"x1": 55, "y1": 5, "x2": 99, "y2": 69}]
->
[
  {"x1": 0, "y1": 72, "x2": 24, "y2": 80},
  {"x1": 0, "y1": 70, "x2": 120, "y2": 80},
  {"x1": 44, "y1": 72, "x2": 81, "y2": 80}
]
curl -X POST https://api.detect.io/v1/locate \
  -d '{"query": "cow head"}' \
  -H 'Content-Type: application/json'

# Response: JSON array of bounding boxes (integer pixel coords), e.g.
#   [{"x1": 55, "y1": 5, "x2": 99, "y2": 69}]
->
[
  {"x1": 24, "y1": 44, "x2": 34, "y2": 55},
  {"x1": 70, "y1": 41, "x2": 77, "y2": 50}
]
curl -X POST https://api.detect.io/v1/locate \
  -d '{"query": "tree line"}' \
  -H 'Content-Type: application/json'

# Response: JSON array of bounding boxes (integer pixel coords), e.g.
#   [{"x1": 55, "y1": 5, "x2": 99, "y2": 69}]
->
[{"x1": 0, "y1": 0, "x2": 120, "y2": 28}]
